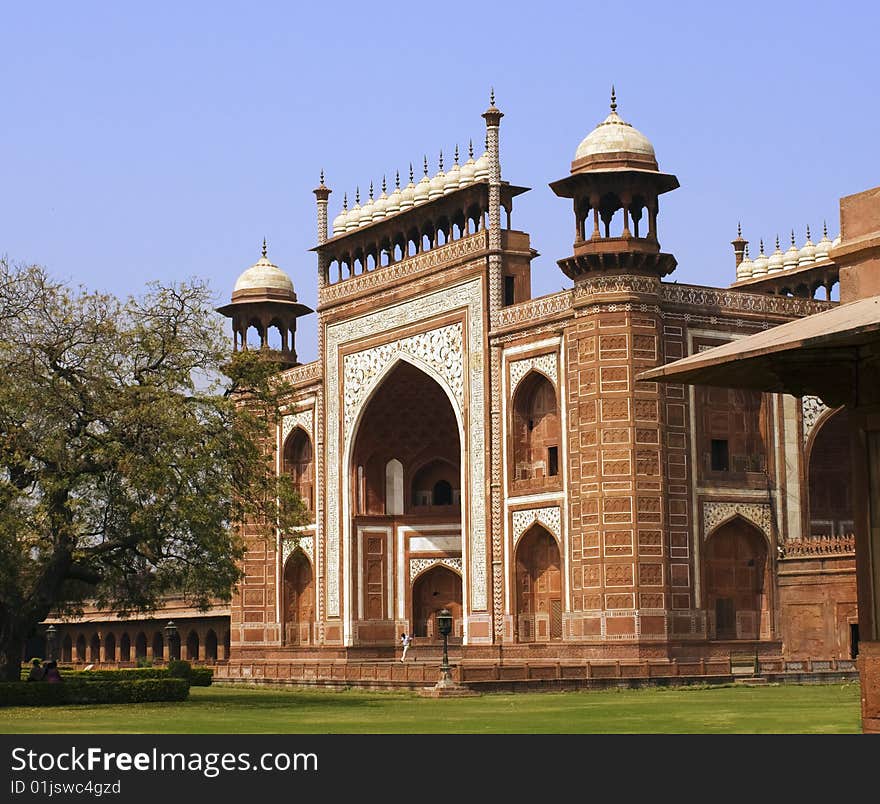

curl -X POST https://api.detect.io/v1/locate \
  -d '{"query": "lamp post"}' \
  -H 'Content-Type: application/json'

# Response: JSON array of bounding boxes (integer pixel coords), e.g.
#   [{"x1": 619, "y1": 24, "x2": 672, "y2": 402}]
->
[
  {"x1": 164, "y1": 621, "x2": 179, "y2": 662},
  {"x1": 436, "y1": 608, "x2": 453, "y2": 686},
  {"x1": 45, "y1": 625, "x2": 57, "y2": 663}
]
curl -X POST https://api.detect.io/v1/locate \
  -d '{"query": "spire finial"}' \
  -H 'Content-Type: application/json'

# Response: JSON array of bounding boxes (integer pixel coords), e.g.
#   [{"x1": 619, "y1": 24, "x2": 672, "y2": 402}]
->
[
  {"x1": 395, "y1": 170, "x2": 400, "y2": 190},
  {"x1": 343, "y1": 192, "x2": 348, "y2": 211},
  {"x1": 610, "y1": 84, "x2": 617, "y2": 113},
  {"x1": 823, "y1": 219, "x2": 828, "y2": 239},
  {"x1": 490, "y1": 86, "x2": 495, "y2": 106},
  {"x1": 319, "y1": 168, "x2": 325, "y2": 186},
  {"x1": 737, "y1": 221, "x2": 742, "y2": 238},
  {"x1": 423, "y1": 155, "x2": 428, "y2": 176},
  {"x1": 776, "y1": 234, "x2": 780, "y2": 250},
  {"x1": 744, "y1": 243, "x2": 750, "y2": 258},
  {"x1": 382, "y1": 175, "x2": 387, "y2": 194},
  {"x1": 369, "y1": 181, "x2": 374, "y2": 201},
  {"x1": 469, "y1": 139, "x2": 474, "y2": 159},
  {"x1": 454, "y1": 144, "x2": 459, "y2": 165},
  {"x1": 806, "y1": 224, "x2": 811, "y2": 241},
  {"x1": 261, "y1": 237, "x2": 267, "y2": 259},
  {"x1": 409, "y1": 163, "x2": 414, "y2": 183},
  {"x1": 759, "y1": 238, "x2": 765, "y2": 255},
  {"x1": 439, "y1": 150, "x2": 444, "y2": 171},
  {"x1": 791, "y1": 229, "x2": 796, "y2": 247},
  {"x1": 356, "y1": 186, "x2": 360, "y2": 205}
]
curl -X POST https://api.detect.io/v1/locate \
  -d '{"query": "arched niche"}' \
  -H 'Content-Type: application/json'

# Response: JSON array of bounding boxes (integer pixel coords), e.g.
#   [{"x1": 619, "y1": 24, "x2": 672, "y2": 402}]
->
[
  {"x1": 511, "y1": 371, "x2": 560, "y2": 489},
  {"x1": 807, "y1": 408, "x2": 854, "y2": 538},
  {"x1": 283, "y1": 549, "x2": 315, "y2": 645},
  {"x1": 283, "y1": 427, "x2": 315, "y2": 513},
  {"x1": 514, "y1": 524, "x2": 562, "y2": 642},
  {"x1": 704, "y1": 517, "x2": 770, "y2": 640},
  {"x1": 411, "y1": 564, "x2": 463, "y2": 639}
]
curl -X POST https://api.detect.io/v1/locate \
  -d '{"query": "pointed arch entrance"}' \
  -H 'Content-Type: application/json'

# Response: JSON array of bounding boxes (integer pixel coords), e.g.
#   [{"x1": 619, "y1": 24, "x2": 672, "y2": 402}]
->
[
  {"x1": 412, "y1": 565, "x2": 463, "y2": 639},
  {"x1": 704, "y1": 517, "x2": 770, "y2": 640},
  {"x1": 808, "y1": 409, "x2": 854, "y2": 538},
  {"x1": 349, "y1": 359, "x2": 463, "y2": 645},
  {"x1": 515, "y1": 524, "x2": 562, "y2": 642},
  {"x1": 283, "y1": 549, "x2": 315, "y2": 645}
]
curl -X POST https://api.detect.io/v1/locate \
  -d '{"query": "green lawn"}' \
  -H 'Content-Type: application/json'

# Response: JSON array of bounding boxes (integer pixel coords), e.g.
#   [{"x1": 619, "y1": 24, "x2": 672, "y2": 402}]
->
[{"x1": 0, "y1": 682, "x2": 862, "y2": 733}]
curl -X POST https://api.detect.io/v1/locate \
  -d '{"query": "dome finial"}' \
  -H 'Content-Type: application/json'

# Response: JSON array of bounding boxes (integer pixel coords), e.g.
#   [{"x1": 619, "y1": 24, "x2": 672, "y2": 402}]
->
[
  {"x1": 759, "y1": 238, "x2": 765, "y2": 255},
  {"x1": 776, "y1": 234, "x2": 780, "y2": 250},
  {"x1": 355, "y1": 186, "x2": 360, "y2": 205},
  {"x1": 806, "y1": 224, "x2": 811, "y2": 241},
  {"x1": 490, "y1": 86, "x2": 495, "y2": 106},
  {"x1": 423, "y1": 155, "x2": 428, "y2": 176},
  {"x1": 791, "y1": 229, "x2": 796, "y2": 247},
  {"x1": 823, "y1": 220, "x2": 829, "y2": 239},
  {"x1": 439, "y1": 150, "x2": 444, "y2": 171},
  {"x1": 409, "y1": 162, "x2": 414, "y2": 183},
  {"x1": 737, "y1": 221, "x2": 742, "y2": 238},
  {"x1": 395, "y1": 170, "x2": 400, "y2": 190},
  {"x1": 319, "y1": 169, "x2": 325, "y2": 186},
  {"x1": 610, "y1": 84, "x2": 617, "y2": 113},
  {"x1": 469, "y1": 139, "x2": 474, "y2": 159},
  {"x1": 454, "y1": 144, "x2": 460, "y2": 165},
  {"x1": 261, "y1": 237, "x2": 267, "y2": 259},
  {"x1": 382, "y1": 175, "x2": 387, "y2": 194},
  {"x1": 369, "y1": 181, "x2": 374, "y2": 201},
  {"x1": 343, "y1": 192, "x2": 348, "y2": 211}
]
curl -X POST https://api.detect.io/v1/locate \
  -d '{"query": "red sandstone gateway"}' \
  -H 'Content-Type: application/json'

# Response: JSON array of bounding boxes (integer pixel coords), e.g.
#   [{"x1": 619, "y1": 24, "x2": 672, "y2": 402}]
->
[{"x1": 42, "y1": 91, "x2": 858, "y2": 696}]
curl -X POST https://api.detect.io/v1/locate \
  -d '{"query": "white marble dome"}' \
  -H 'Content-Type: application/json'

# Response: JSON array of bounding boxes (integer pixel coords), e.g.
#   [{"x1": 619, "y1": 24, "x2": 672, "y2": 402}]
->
[
  {"x1": 234, "y1": 254, "x2": 295, "y2": 294},
  {"x1": 575, "y1": 109, "x2": 656, "y2": 163}
]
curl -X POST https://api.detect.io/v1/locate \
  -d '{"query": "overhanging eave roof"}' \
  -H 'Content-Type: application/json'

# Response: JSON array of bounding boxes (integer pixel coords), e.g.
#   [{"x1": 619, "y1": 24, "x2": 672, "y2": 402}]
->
[{"x1": 637, "y1": 295, "x2": 880, "y2": 405}]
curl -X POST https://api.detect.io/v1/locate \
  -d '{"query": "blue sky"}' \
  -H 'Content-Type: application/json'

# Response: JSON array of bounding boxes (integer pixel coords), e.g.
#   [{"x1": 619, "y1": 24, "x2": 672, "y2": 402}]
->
[{"x1": 3, "y1": 1, "x2": 877, "y2": 363}]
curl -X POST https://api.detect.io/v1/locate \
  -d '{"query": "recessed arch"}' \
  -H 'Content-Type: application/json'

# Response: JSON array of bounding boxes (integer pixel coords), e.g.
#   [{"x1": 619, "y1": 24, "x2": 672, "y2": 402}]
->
[
  {"x1": 704, "y1": 516, "x2": 770, "y2": 640},
  {"x1": 511, "y1": 370, "x2": 560, "y2": 487},
  {"x1": 283, "y1": 549, "x2": 315, "y2": 645},
  {"x1": 806, "y1": 408, "x2": 853, "y2": 538},
  {"x1": 515, "y1": 523, "x2": 562, "y2": 642},
  {"x1": 411, "y1": 564, "x2": 463, "y2": 638},
  {"x1": 283, "y1": 426, "x2": 315, "y2": 513},
  {"x1": 104, "y1": 632, "x2": 116, "y2": 663}
]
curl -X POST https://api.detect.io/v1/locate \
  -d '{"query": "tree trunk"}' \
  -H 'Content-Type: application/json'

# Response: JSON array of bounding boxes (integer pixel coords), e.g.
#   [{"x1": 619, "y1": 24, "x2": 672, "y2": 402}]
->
[{"x1": 0, "y1": 618, "x2": 25, "y2": 682}]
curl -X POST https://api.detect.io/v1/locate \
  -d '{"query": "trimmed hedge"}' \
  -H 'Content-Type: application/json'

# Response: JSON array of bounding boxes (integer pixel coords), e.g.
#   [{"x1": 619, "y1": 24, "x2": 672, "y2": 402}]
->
[
  {"x1": 0, "y1": 678, "x2": 190, "y2": 707},
  {"x1": 20, "y1": 665, "x2": 213, "y2": 686}
]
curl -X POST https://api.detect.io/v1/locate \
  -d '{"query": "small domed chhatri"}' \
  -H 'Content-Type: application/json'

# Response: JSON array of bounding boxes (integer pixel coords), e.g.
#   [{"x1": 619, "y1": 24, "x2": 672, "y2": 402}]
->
[{"x1": 217, "y1": 240, "x2": 313, "y2": 367}]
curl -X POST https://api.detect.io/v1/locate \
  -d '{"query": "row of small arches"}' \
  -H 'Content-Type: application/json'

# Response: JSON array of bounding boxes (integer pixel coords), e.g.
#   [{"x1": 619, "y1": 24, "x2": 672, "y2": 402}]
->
[{"x1": 58, "y1": 629, "x2": 228, "y2": 664}]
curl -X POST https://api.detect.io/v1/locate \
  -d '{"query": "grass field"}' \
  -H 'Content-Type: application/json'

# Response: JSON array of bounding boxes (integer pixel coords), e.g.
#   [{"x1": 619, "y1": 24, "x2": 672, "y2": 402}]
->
[{"x1": 0, "y1": 681, "x2": 862, "y2": 734}]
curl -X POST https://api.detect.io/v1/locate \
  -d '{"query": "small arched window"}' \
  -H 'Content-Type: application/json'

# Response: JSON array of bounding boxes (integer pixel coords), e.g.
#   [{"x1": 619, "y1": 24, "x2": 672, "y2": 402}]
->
[{"x1": 283, "y1": 427, "x2": 314, "y2": 512}]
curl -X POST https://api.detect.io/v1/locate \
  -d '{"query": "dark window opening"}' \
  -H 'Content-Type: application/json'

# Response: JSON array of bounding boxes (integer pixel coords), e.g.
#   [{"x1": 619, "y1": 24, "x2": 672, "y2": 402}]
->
[
  {"x1": 433, "y1": 480, "x2": 453, "y2": 506},
  {"x1": 504, "y1": 275, "x2": 515, "y2": 306},
  {"x1": 851, "y1": 623, "x2": 860, "y2": 659},
  {"x1": 711, "y1": 439, "x2": 730, "y2": 472},
  {"x1": 547, "y1": 446, "x2": 559, "y2": 477}
]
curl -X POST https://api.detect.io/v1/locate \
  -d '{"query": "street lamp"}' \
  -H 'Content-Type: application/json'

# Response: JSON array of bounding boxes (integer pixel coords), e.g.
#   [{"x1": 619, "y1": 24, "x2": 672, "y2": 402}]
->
[
  {"x1": 436, "y1": 608, "x2": 453, "y2": 685},
  {"x1": 164, "y1": 621, "x2": 179, "y2": 662},
  {"x1": 45, "y1": 625, "x2": 57, "y2": 663}
]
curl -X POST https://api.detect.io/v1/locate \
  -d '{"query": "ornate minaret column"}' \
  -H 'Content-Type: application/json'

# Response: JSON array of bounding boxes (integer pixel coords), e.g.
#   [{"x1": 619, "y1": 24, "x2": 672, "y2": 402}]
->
[
  {"x1": 314, "y1": 171, "x2": 332, "y2": 289},
  {"x1": 483, "y1": 90, "x2": 506, "y2": 641},
  {"x1": 483, "y1": 89, "x2": 504, "y2": 325}
]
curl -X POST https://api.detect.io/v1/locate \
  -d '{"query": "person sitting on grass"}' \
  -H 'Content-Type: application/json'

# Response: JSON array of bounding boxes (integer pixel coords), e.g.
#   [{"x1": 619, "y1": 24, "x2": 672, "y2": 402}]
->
[{"x1": 26, "y1": 658, "x2": 45, "y2": 682}]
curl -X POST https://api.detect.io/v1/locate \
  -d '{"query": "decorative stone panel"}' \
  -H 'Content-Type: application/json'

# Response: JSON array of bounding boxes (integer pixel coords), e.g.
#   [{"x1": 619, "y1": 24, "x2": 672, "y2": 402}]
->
[
  {"x1": 281, "y1": 407, "x2": 314, "y2": 446},
  {"x1": 702, "y1": 501, "x2": 773, "y2": 543},
  {"x1": 409, "y1": 557, "x2": 463, "y2": 581},
  {"x1": 282, "y1": 535, "x2": 314, "y2": 567},
  {"x1": 512, "y1": 506, "x2": 562, "y2": 545},
  {"x1": 802, "y1": 395, "x2": 829, "y2": 445},
  {"x1": 343, "y1": 323, "x2": 463, "y2": 440},
  {"x1": 509, "y1": 352, "x2": 558, "y2": 393}
]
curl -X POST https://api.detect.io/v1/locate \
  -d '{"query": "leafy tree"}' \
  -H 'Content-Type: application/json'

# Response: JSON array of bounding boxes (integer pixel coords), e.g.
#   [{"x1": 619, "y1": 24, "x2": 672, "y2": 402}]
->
[{"x1": 0, "y1": 259, "x2": 308, "y2": 680}]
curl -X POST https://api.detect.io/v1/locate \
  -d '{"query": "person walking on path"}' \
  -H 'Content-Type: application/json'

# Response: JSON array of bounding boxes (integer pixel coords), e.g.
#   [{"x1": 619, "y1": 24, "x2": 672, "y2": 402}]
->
[{"x1": 400, "y1": 632, "x2": 413, "y2": 662}]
